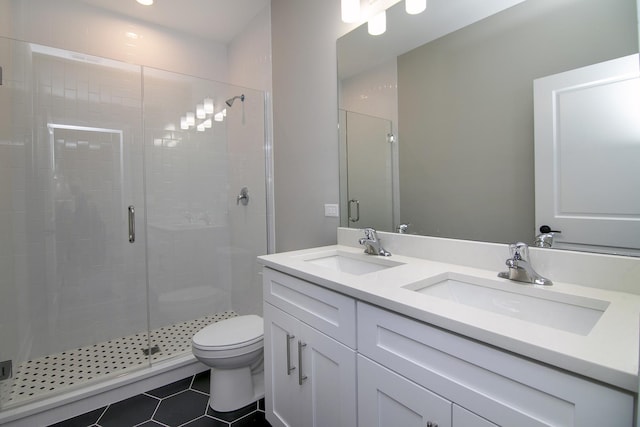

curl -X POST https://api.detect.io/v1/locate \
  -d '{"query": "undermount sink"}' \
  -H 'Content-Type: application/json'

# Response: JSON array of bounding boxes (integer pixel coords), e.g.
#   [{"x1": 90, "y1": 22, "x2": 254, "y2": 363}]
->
[
  {"x1": 404, "y1": 273, "x2": 609, "y2": 335},
  {"x1": 302, "y1": 250, "x2": 404, "y2": 275}
]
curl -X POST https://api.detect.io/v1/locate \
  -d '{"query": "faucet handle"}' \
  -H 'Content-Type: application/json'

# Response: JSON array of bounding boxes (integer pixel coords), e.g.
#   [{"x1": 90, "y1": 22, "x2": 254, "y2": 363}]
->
[
  {"x1": 363, "y1": 227, "x2": 377, "y2": 240},
  {"x1": 539, "y1": 225, "x2": 561, "y2": 234},
  {"x1": 509, "y1": 242, "x2": 529, "y2": 260}
]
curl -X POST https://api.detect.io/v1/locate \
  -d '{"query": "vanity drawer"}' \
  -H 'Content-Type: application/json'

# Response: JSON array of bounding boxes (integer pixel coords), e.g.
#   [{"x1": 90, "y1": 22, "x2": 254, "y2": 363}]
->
[
  {"x1": 263, "y1": 267, "x2": 356, "y2": 348},
  {"x1": 357, "y1": 302, "x2": 634, "y2": 427}
]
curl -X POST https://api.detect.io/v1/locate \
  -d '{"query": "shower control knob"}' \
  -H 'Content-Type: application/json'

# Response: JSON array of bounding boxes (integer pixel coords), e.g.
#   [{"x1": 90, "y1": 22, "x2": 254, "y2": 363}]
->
[{"x1": 236, "y1": 187, "x2": 249, "y2": 205}]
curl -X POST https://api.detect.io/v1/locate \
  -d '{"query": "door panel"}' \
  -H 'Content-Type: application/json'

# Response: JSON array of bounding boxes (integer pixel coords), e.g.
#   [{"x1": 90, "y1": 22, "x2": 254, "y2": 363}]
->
[
  {"x1": 264, "y1": 303, "x2": 300, "y2": 427},
  {"x1": 534, "y1": 53, "x2": 640, "y2": 253},
  {"x1": 357, "y1": 355, "x2": 451, "y2": 427},
  {"x1": 343, "y1": 111, "x2": 394, "y2": 231},
  {"x1": 301, "y1": 322, "x2": 357, "y2": 427},
  {"x1": 0, "y1": 39, "x2": 147, "y2": 407}
]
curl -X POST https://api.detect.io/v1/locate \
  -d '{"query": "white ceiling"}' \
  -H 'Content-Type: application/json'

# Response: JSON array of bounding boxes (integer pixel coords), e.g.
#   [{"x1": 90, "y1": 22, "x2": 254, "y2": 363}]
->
[{"x1": 78, "y1": 0, "x2": 270, "y2": 43}]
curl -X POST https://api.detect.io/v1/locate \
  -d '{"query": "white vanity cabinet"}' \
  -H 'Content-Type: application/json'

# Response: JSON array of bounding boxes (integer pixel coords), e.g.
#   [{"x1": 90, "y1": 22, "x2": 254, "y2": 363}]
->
[
  {"x1": 262, "y1": 268, "x2": 357, "y2": 427},
  {"x1": 261, "y1": 266, "x2": 635, "y2": 427},
  {"x1": 358, "y1": 302, "x2": 634, "y2": 427},
  {"x1": 359, "y1": 354, "x2": 499, "y2": 427}
]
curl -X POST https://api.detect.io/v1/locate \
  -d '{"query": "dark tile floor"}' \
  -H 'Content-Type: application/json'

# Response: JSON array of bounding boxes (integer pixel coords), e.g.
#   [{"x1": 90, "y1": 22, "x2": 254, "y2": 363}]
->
[{"x1": 49, "y1": 371, "x2": 271, "y2": 427}]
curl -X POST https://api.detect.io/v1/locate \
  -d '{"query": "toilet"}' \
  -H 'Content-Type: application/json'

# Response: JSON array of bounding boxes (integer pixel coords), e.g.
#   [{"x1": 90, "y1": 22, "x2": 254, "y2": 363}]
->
[{"x1": 191, "y1": 314, "x2": 265, "y2": 412}]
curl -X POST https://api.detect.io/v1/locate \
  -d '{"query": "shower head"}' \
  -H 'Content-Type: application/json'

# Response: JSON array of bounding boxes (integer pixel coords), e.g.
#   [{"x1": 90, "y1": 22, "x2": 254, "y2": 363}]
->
[{"x1": 225, "y1": 94, "x2": 245, "y2": 107}]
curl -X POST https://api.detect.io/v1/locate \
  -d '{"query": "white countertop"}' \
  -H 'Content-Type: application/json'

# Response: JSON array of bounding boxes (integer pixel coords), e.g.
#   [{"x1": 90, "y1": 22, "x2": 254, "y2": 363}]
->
[{"x1": 258, "y1": 244, "x2": 640, "y2": 392}]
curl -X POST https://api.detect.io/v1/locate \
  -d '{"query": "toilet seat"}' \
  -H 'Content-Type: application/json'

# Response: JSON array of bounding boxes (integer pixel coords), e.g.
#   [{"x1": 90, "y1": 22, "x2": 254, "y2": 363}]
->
[{"x1": 192, "y1": 315, "x2": 264, "y2": 351}]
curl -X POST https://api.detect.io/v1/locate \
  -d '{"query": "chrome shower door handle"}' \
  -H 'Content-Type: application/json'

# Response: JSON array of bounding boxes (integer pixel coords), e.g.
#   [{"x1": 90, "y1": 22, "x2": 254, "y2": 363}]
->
[
  {"x1": 286, "y1": 333, "x2": 296, "y2": 375},
  {"x1": 297, "y1": 340, "x2": 308, "y2": 385},
  {"x1": 348, "y1": 199, "x2": 360, "y2": 222},
  {"x1": 128, "y1": 206, "x2": 135, "y2": 243}
]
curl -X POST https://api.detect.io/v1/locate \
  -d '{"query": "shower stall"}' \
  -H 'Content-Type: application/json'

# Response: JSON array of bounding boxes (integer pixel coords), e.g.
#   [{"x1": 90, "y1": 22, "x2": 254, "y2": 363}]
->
[{"x1": 0, "y1": 37, "x2": 270, "y2": 412}]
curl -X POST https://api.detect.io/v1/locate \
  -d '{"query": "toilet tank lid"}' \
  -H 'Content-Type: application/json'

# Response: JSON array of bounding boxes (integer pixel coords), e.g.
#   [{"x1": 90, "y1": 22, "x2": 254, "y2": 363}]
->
[{"x1": 193, "y1": 315, "x2": 264, "y2": 348}]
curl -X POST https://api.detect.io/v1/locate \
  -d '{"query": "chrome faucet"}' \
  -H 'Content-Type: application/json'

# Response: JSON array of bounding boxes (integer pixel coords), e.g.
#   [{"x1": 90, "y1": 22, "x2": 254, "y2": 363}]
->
[
  {"x1": 498, "y1": 242, "x2": 552, "y2": 286},
  {"x1": 358, "y1": 227, "x2": 391, "y2": 257},
  {"x1": 396, "y1": 223, "x2": 410, "y2": 234},
  {"x1": 533, "y1": 225, "x2": 561, "y2": 248}
]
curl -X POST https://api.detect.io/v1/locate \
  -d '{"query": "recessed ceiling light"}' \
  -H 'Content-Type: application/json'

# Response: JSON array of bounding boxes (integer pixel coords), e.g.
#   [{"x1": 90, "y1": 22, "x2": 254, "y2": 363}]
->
[{"x1": 136, "y1": 0, "x2": 154, "y2": 6}]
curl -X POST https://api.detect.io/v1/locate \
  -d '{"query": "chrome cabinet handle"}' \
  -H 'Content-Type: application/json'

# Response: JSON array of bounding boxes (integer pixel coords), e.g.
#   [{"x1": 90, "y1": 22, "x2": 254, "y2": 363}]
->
[
  {"x1": 297, "y1": 340, "x2": 308, "y2": 385},
  {"x1": 128, "y1": 206, "x2": 135, "y2": 243},
  {"x1": 348, "y1": 199, "x2": 360, "y2": 222},
  {"x1": 286, "y1": 333, "x2": 296, "y2": 375}
]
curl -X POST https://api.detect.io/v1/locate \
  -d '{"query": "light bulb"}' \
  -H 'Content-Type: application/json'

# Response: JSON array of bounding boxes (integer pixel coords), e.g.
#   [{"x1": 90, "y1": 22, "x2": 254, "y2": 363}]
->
[
  {"x1": 196, "y1": 104, "x2": 205, "y2": 119},
  {"x1": 405, "y1": 0, "x2": 426, "y2": 15},
  {"x1": 341, "y1": 0, "x2": 360, "y2": 23},
  {"x1": 136, "y1": 0, "x2": 153, "y2": 5},
  {"x1": 368, "y1": 10, "x2": 386, "y2": 35},
  {"x1": 204, "y1": 98, "x2": 214, "y2": 114}
]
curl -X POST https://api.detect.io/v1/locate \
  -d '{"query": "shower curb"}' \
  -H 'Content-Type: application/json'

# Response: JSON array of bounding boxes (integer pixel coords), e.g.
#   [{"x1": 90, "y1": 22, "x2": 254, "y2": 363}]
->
[{"x1": 0, "y1": 354, "x2": 207, "y2": 427}]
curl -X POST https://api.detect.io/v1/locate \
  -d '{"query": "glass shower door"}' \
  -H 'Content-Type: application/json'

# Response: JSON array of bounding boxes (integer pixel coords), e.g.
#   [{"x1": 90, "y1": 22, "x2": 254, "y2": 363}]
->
[
  {"x1": 0, "y1": 39, "x2": 149, "y2": 409},
  {"x1": 340, "y1": 110, "x2": 394, "y2": 232}
]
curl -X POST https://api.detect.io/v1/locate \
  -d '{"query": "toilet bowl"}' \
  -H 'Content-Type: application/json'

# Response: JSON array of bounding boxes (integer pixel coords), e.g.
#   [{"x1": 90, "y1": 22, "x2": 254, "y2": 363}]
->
[{"x1": 191, "y1": 314, "x2": 264, "y2": 412}]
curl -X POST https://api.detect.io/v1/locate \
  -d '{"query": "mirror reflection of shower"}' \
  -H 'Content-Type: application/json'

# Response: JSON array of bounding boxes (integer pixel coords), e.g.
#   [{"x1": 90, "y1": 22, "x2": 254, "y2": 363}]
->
[
  {"x1": 226, "y1": 94, "x2": 246, "y2": 124},
  {"x1": 179, "y1": 94, "x2": 246, "y2": 129},
  {"x1": 225, "y1": 94, "x2": 244, "y2": 107}
]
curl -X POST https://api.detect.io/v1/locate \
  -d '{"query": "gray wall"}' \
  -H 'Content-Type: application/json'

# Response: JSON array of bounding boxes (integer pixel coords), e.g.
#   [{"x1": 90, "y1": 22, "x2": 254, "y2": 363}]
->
[
  {"x1": 271, "y1": 0, "x2": 357, "y2": 251},
  {"x1": 398, "y1": 0, "x2": 638, "y2": 243}
]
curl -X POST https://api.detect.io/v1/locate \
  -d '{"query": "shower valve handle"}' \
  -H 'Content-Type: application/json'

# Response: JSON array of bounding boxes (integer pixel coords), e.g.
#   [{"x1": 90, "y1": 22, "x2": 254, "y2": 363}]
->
[{"x1": 237, "y1": 187, "x2": 249, "y2": 205}]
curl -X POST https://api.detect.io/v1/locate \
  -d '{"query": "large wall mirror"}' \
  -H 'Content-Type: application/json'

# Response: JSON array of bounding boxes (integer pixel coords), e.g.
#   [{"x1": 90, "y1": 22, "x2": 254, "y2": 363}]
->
[{"x1": 338, "y1": 0, "x2": 640, "y2": 255}]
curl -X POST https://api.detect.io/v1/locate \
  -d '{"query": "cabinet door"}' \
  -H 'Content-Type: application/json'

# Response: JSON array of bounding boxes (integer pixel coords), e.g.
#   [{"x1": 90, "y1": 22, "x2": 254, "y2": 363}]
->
[
  {"x1": 358, "y1": 355, "x2": 451, "y2": 427},
  {"x1": 453, "y1": 405, "x2": 498, "y2": 427},
  {"x1": 264, "y1": 303, "x2": 301, "y2": 427},
  {"x1": 299, "y1": 322, "x2": 357, "y2": 427}
]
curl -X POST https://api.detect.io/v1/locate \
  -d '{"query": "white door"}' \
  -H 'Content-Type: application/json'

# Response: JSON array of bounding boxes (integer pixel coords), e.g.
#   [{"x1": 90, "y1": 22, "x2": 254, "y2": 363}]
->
[
  {"x1": 534, "y1": 54, "x2": 640, "y2": 254},
  {"x1": 264, "y1": 303, "x2": 357, "y2": 427},
  {"x1": 299, "y1": 322, "x2": 357, "y2": 427},
  {"x1": 357, "y1": 355, "x2": 451, "y2": 427},
  {"x1": 264, "y1": 303, "x2": 301, "y2": 427},
  {"x1": 344, "y1": 111, "x2": 394, "y2": 232}
]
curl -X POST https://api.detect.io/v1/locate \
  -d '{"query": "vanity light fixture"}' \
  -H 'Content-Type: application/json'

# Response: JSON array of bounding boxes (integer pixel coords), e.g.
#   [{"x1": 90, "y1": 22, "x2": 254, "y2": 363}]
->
[
  {"x1": 342, "y1": 0, "x2": 428, "y2": 35},
  {"x1": 368, "y1": 10, "x2": 386, "y2": 35},
  {"x1": 136, "y1": 0, "x2": 154, "y2": 5},
  {"x1": 341, "y1": 0, "x2": 360, "y2": 23},
  {"x1": 405, "y1": 0, "x2": 426, "y2": 15}
]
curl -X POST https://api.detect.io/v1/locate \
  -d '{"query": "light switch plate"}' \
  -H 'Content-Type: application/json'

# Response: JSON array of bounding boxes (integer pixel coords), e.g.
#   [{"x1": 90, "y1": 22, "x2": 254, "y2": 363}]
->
[{"x1": 324, "y1": 204, "x2": 339, "y2": 217}]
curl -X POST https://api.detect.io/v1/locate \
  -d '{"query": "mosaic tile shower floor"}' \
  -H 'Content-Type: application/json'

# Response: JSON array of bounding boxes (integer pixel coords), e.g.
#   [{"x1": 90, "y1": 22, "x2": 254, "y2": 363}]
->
[{"x1": 0, "y1": 311, "x2": 237, "y2": 408}]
